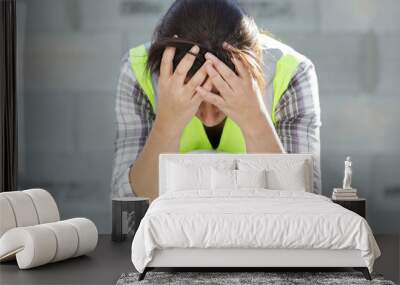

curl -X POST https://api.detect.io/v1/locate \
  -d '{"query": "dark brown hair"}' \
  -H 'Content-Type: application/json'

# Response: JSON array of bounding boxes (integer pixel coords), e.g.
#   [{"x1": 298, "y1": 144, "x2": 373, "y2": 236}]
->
[{"x1": 147, "y1": 0, "x2": 265, "y2": 91}]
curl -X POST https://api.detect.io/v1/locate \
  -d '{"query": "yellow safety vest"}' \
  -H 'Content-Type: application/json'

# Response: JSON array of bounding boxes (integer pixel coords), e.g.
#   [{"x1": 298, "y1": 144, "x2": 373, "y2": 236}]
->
[{"x1": 129, "y1": 40, "x2": 300, "y2": 153}]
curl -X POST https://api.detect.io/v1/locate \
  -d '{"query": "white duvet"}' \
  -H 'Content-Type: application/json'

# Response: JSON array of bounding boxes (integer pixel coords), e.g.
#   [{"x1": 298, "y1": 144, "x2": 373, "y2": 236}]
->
[{"x1": 131, "y1": 190, "x2": 380, "y2": 273}]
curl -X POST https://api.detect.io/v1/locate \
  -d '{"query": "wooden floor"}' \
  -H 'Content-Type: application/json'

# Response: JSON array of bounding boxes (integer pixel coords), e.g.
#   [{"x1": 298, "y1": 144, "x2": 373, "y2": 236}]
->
[{"x1": 0, "y1": 234, "x2": 398, "y2": 285}]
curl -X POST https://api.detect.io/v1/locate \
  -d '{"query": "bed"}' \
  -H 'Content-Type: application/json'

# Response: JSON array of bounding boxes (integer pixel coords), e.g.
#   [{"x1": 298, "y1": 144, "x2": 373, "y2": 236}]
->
[{"x1": 131, "y1": 154, "x2": 381, "y2": 281}]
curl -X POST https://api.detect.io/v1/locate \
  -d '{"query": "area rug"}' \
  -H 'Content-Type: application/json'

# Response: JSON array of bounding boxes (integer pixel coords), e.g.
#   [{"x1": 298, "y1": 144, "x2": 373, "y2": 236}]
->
[{"x1": 116, "y1": 271, "x2": 396, "y2": 285}]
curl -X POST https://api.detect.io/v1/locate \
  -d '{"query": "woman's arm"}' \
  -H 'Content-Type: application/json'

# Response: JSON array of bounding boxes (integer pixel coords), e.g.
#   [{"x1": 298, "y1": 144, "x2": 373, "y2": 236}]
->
[
  {"x1": 197, "y1": 51, "x2": 321, "y2": 192},
  {"x1": 111, "y1": 58, "x2": 181, "y2": 201},
  {"x1": 111, "y1": 57, "x2": 152, "y2": 199},
  {"x1": 112, "y1": 54, "x2": 185, "y2": 201},
  {"x1": 196, "y1": 51, "x2": 284, "y2": 153},
  {"x1": 129, "y1": 45, "x2": 207, "y2": 201},
  {"x1": 239, "y1": 113, "x2": 285, "y2": 153},
  {"x1": 274, "y1": 61, "x2": 322, "y2": 193},
  {"x1": 128, "y1": 118, "x2": 181, "y2": 201}
]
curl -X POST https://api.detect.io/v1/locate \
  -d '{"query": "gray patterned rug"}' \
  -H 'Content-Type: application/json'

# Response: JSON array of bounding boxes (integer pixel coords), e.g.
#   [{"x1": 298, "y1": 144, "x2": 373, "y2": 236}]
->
[{"x1": 116, "y1": 271, "x2": 396, "y2": 285}]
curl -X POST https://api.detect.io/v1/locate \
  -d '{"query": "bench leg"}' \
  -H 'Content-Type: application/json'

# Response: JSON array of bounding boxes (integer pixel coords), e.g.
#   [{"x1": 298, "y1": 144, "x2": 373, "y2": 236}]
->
[{"x1": 354, "y1": 267, "x2": 371, "y2": 280}]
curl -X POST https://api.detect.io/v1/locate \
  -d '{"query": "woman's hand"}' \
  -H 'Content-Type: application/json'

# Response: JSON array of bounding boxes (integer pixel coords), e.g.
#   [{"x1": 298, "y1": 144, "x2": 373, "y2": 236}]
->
[
  {"x1": 154, "y1": 45, "x2": 207, "y2": 137},
  {"x1": 196, "y1": 49, "x2": 270, "y2": 136},
  {"x1": 196, "y1": 47, "x2": 284, "y2": 153}
]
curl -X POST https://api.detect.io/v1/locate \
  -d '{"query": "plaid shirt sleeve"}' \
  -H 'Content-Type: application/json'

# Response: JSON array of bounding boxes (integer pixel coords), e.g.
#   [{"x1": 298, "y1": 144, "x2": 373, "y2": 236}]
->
[
  {"x1": 111, "y1": 54, "x2": 322, "y2": 197},
  {"x1": 111, "y1": 53, "x2": 155, "y2": 198},
  {"x1": 274, "y1": 60, "x2": 322, "y2": 193}
]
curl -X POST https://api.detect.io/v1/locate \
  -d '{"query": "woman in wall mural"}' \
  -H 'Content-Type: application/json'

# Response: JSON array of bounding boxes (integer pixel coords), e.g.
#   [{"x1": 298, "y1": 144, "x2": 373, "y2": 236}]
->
[{"x1": 112, "y1": 0, "x2": 321, "y2": 201}]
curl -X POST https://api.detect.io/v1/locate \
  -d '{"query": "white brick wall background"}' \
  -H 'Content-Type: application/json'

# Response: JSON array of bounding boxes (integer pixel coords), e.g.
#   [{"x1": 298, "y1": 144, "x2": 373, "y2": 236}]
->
[{"x1": 16, "y1": 0, "x2": 400, "y2": 233}]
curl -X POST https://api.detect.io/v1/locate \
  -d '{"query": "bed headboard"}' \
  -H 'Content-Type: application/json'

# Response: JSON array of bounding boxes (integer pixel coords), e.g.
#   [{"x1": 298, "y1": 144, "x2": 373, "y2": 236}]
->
[{"x1": 159, "y1": 153, "x2": 314, "y2": 195}]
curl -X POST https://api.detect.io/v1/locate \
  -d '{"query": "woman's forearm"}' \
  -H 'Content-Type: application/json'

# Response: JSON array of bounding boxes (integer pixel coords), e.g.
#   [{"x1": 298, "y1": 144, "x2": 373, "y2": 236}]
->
[
  {"x1": 241, "y1": 112, "x2": 285, "y2": 153},
  {"x1": 129, "y1": 119, "x2": 182, "y2": 201}
]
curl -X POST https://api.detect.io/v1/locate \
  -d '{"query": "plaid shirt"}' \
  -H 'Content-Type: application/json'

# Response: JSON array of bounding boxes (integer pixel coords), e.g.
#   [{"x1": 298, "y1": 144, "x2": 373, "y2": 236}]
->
[{"x1": 111, "y1": 45, "x2": 322, "y2": 198}]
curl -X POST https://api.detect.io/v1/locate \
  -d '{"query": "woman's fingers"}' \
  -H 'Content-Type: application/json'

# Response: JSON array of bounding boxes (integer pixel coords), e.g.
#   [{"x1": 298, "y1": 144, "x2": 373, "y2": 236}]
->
[
  {"x1": 202, "y1": 77, "x2": 213, "y2": 91},
  {"x1": 205, "y1": 64, "x2": 234, "y2": 98},
  {"x1": 191, "y1": 91, "x2": 204, "y2": 107},
  {"x1": 185, "y1": 61, "x2": 208, "y2": 95},
  {"x1": 173, "y1": 45, "x2": 199, "y2": 86},
  {"x1": 232, "y1": 54, "x2": 251, "y2": 81},
  {"x1": 160, "y1": 46, "x2": 176, "y2": 79},
  {"x1": 204, "y1": 52, "x2": 240, "y2": 90},
  {"x1": 196, "y1": 86, "x2": 226, "y2": 110},
  {"x1": 222, "y1": 42, "x2": 251, "y2": 81}
]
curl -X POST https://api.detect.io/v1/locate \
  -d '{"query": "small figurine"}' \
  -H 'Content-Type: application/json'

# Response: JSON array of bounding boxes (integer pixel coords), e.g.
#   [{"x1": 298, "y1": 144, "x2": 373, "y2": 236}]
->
[{"x1": 342, "y1": 156, "x2": 352, "y2": 190}]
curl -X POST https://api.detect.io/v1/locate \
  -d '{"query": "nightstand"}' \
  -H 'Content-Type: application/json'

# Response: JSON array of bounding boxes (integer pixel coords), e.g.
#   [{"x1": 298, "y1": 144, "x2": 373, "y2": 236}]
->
[
  {"x1": 112, "y1": 197, "x2": 150, "y2": 242},
  {"x1": 332, "y1": 198, "x2": 366, "y2": 218}
]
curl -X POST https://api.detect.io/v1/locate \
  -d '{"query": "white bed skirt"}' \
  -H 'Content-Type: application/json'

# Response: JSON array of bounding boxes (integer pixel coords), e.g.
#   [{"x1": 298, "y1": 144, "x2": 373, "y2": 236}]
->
[{"x1": 148, "y1": 248, "x2": 366, "y2": 268}]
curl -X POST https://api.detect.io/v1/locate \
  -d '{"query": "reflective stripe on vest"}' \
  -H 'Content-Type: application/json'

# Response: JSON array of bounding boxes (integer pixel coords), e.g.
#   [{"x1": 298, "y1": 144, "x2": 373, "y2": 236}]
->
[{"x1": 129, "y1": 44, "x2": 300, "y2": 153}]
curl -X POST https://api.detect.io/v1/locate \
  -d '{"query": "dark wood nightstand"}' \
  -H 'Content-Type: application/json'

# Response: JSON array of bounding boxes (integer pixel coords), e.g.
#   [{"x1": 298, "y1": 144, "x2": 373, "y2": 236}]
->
[{"x1": 332, "y1": 198, "x2": 366, "y2": 218}]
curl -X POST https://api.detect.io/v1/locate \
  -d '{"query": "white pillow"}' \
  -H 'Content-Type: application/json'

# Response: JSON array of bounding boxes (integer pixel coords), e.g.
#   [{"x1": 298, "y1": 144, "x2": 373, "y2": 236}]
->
[
  {"x1": 167, "y1": 162, "x2": 212, "y2": 191},
  {"x1": 212, "y1": 168, "x2": 236, "y2": 190},
  {"x1": 236, "y1": 169, "x2": 268, "y2": 189},
  {"x1": 266, "y1": 167, "x2": 307, "y2": 191},
  {"x1": 237, "y1": 159, "x2": 309, "y2": 192},
  {"x1": 211, "y1": 168, "x2": 268, "y2": 190}
]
